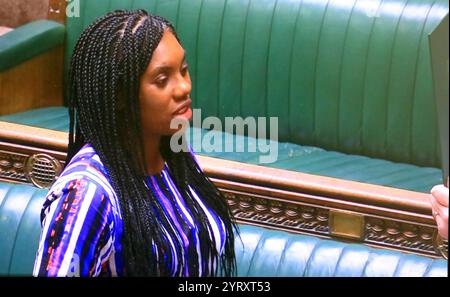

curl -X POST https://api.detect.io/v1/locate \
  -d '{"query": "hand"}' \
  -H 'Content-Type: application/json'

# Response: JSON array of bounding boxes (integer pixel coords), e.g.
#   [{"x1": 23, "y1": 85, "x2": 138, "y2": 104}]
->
[{"x1": 430, "y1": 182, "x2": 449, "y2": 240}]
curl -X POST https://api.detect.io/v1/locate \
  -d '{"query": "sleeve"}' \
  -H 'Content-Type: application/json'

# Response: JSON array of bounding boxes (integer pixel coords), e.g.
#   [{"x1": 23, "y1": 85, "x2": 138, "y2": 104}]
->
[{"x1": 33, "y1": 174, "x2": 115, "y2": 277}]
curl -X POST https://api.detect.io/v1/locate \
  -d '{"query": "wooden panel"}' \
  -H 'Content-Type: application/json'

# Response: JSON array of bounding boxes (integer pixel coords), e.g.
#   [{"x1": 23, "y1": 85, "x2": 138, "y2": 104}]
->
[{"x1": 0, "y1": 45, "x2": 64, "y2": 116}]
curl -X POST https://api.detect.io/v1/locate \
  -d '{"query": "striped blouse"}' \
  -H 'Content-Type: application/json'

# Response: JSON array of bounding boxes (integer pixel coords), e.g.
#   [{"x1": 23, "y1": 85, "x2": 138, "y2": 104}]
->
[{"x1": 33, "y1": 143, "x2": 227, "y2": 277}]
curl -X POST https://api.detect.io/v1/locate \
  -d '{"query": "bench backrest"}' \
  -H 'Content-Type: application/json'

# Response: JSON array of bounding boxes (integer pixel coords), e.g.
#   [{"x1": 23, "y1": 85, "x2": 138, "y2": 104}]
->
[{"x1": 64, "y1": 0, "x2": 448, "y2": 168}]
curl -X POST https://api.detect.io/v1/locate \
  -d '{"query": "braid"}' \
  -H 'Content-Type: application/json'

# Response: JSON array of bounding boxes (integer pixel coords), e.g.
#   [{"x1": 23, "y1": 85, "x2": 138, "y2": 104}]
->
[{"x1": 67, "y1": 9, "x2": 238, "y2": 277}]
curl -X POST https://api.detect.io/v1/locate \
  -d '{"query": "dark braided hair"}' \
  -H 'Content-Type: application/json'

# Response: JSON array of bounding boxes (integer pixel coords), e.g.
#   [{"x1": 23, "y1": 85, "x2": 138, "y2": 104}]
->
[{"x1": 67, "y1": 9, "x2": 238, "y2": 277}]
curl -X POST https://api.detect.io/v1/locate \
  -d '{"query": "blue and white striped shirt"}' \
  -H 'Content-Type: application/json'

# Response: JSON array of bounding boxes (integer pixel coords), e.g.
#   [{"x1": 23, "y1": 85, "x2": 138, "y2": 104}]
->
[{"x1": 33, "y1": 143, "x2": 226, "y2": 276}]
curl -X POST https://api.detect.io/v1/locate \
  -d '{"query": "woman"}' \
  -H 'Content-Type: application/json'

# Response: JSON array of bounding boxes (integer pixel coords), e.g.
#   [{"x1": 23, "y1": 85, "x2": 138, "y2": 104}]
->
[{"x1": 33, "y1": 10, "x2": 238, "y2": 277}]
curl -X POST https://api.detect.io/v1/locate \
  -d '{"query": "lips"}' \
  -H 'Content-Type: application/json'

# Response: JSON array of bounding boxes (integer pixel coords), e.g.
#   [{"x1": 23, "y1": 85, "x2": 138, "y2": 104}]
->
[{"x1": 173, "y1": 99, "x2": 192, "y2": 115}]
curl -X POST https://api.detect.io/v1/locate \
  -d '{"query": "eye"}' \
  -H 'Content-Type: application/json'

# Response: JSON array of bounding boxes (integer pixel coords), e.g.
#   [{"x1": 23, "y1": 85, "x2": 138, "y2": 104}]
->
[
  {"x1": 154, "y1": 75, "x2": 168, "y2": 88},
  {"x1": 181, "y1": 63, "x2": 189, "y2": 76}
]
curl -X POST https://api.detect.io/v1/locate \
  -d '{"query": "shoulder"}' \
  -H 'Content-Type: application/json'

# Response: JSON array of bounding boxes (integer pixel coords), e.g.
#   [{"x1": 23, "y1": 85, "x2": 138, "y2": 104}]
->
[
  {"x1": 41, "y1": 143, "x2": 121, "y2": 223},
  {"x1": 58, "y1": 143, "x2": 115, "y2": 197},
  {"x1": 61, "y1": 143, "x2": 109, "y2": 181}
]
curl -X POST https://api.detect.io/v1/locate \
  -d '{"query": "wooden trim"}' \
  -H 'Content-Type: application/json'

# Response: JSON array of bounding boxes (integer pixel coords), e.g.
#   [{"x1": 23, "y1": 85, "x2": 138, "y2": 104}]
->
[
  {"x1": 0, "y1": 122, "x2": 441, "y2": 257},
  {"x1": 212, "y1": 176, "x2": 438, "y2": 257},
  {"x1": 199, "y1": 155, "x2": 432, "y2": 215},
  {"x1": 0, "y1": 121, "x2": 67, "y2": 151}
]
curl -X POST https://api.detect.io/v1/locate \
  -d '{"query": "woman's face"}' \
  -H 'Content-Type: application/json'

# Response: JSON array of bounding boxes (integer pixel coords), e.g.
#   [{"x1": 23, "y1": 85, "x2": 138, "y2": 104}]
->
[{"x1": 139, "y1": 30, "x2": 192, "y2": 138}]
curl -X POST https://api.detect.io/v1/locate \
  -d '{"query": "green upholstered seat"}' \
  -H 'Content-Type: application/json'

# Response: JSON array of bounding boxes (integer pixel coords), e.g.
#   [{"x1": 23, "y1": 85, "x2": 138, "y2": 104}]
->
[
  {"x1": 233, "y1": 224, "x2": 447, "y2": 277},
  {"x1": 0, "y1": 106, "x2": 70, "y2": 131},
  {"x1": 0, "y1": 181, "x2": 447, "y2": 276},
  {"x1": 56, "y1": 0, "x2": 447, "y2": 169},
  {"x1": 0, "y1": 106, "x2": 442, "y2": 193},
  {"x1": 0, "y1": 182, "x2": 49, "y2": 275}
]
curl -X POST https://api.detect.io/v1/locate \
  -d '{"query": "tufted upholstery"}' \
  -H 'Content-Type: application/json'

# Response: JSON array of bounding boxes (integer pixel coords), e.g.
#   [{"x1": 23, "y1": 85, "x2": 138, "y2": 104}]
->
[
  {"x1": 1, "y1": 0, "x2": 448, "y2": 193},
  {"x1": 0, "y1": 181, "x2": 447, "y2": 277},
  {"x1": 59, "y1": 0, "x2": 448, "y2": 169},
  {"x1": 0, "y1": 182, "x2": 49, "y2": 275},
  {"x1": 234, "y1": 224, "x2": 447, "y2": 277}
]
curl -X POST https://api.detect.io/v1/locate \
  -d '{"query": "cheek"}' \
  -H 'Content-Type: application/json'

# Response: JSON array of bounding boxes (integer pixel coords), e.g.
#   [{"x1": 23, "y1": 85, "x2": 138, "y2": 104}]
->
[{"x1": 139, "y1": 88, "x2": 173, "y2": 134}]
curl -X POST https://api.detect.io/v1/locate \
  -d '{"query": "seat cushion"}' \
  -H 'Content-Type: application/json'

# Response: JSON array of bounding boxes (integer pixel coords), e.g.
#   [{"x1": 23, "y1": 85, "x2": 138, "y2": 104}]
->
[
  {"x1": 0, "y1": 182, "x2": 48, "y2": 275},
  {"x1": 0, "y1": 107, "x2": 442, "y2": 193},
  {"x1": 233, "y1": 224, "x2": 447, "y2": 277},
  {"x1": 0, "y1": 106, "x2": 69, "y2": 131},
  {"x1": 0, "y1": 181, "x2": 447, "y2": 276}
]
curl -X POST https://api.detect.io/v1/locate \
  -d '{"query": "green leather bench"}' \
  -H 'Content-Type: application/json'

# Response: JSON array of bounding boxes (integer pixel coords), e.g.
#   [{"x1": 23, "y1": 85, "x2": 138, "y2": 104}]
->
[
  {"x1": 0, "y1": 181, "x2": 447, "y2": 277},
  {"x1": 0, "y1": 0, "x2": 448, "y2": 278},
  {"x1": 0, "y1": 0, "x2": 447, "y2": 194}
]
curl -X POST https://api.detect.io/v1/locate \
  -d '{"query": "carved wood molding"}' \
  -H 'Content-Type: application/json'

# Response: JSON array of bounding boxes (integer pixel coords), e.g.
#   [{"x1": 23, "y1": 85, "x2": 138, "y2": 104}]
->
[
  {"x1": 365, "y1": 217, "x2": 435, "y2": 255},
  {"x1": 0, "y1": 122, "x2": 442, "y2": 258},
  {"x1": 0, "y1": 143, "x2": 65, "y2": 188},
  {"x1": 224, "y1": 190, "x2": 330, "y2": 237},
  {"x1": 0, "y1": 149, "x2": 28, "y2": 183},
  {"x1": 0, "y1": 122, "x2": 66, "y2": 187},
  {"x1": 212, "y1": 179, "x2": 439, "y2": 258}
]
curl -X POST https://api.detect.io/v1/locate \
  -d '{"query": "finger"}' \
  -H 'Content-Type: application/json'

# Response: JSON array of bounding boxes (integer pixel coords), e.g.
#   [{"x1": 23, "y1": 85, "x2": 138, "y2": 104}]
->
[
  {"x1": 431, "y1": 185, "x2": 449, "y2": 208},
  {"x1": 442, "y1": 205, "x2": 449, "y2": 218},
  {"x1": 429, "y1": 195, "x2": 443, "y2": 217},
  {"x1": 435, "y1": 215, "x2": 448, "y2": 240}
]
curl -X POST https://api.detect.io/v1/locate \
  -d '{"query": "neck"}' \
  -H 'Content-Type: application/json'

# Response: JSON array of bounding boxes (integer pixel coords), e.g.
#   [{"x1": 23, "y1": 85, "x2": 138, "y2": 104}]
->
[{"x1": 143, "y1": 135, "x2": 165, "y2": 176}]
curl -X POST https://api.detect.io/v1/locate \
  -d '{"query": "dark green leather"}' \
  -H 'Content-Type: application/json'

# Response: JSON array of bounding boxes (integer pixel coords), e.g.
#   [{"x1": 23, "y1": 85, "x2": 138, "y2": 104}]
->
[
  {"x1": 61, "y1": 0, "x2": 448, "y2": 168},
  {"x1": 234, "y1": 224, "x2": 447, "y2": 277},
  {"x1": 0, "y1": 106, "x2": 70, "y2": 131},
  {"x1": 0, "y1": 181, "x2": 447, "y2": 276},
  {"x1": 0, "y1": 182, "x2": 49, "y2": 275},
  {"x1": 0, "y1": 20, "x2": 65, "y2": 71},
  {"x1": 1, "y1": 0, "x2": 447, "y2": 192},
  {"x1": 0, "y1": 107, "x2": 442, "y2": 193},
  {"x1": 187, "y1": 127, "x2": 442, "y2": 193}
]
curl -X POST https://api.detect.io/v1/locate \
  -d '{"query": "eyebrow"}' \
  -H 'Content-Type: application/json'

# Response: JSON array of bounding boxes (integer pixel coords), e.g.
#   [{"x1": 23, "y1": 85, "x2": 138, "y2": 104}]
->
[{"x1": 151, "y1": 51, "x2": 187, "y2": 76}]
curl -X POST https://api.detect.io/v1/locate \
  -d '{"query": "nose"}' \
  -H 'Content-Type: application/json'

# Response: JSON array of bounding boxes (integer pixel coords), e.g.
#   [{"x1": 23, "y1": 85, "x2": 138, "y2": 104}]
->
[{"x1": 174, "y1": 75, "x2": 191, "y2": 101}]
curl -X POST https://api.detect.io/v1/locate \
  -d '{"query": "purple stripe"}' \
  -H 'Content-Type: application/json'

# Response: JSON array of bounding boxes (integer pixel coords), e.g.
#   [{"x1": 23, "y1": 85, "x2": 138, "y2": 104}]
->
[
  {"x1": 160, "y1": 169, "x2": 202, "y2": 276},
  {"x1": 149, "y1": 176, "x2": 190, "y2": 248},
  {"x1": 147, "y1": 176, "x2": 183, "y2": 275}
]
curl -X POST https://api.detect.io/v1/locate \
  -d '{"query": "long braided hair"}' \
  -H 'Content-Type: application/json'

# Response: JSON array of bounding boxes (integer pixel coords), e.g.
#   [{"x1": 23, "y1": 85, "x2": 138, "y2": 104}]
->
[{"x1": 67, "y1": 10, "x2": 238, "y2": 277}]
